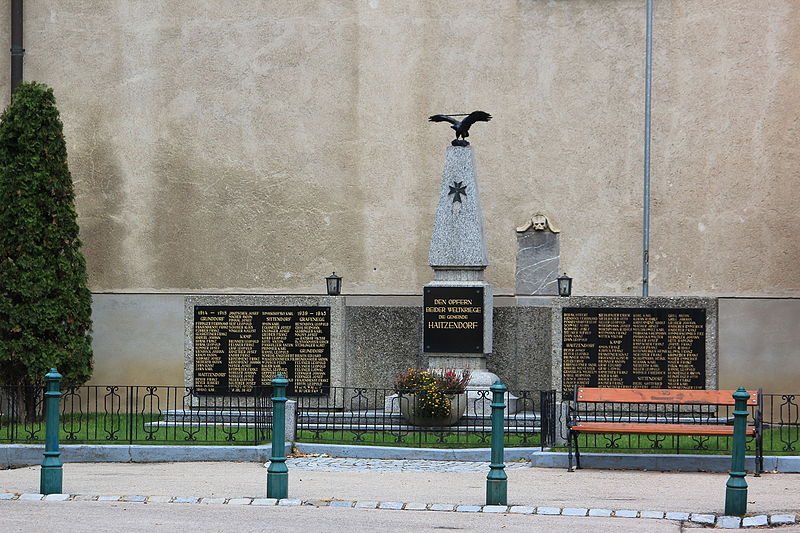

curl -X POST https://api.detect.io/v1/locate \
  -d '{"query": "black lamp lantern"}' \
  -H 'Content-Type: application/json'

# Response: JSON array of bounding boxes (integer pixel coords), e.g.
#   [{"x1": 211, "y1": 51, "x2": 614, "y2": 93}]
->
[
  {"x1": 557, "y1": 273, "x2": 572, "y2": 297},
  {"x1": 326, "y1": 272, "x2": 342, "y2": 296}
]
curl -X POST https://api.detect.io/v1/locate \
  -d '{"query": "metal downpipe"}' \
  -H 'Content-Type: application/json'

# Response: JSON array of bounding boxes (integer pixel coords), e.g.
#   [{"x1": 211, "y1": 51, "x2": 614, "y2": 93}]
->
[
  {"x1": 642, "y1": 0, "x2": 654, "y2": 297},
  {"x1": 11, "y1": 0, "x2": 24, "y2": 96}
]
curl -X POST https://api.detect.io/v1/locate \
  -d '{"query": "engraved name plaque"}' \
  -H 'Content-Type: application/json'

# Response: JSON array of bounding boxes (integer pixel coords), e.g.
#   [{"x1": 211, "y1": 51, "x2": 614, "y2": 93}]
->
[
  {"x1": 561, "y1": 308, "x2": 706, "y2": 399},
  {"x1": 424, "y1": 286, "x2": 484, "y2": 353},
  {"x1": 193, "y1": 306, "x2": 330, "y2": 396}
]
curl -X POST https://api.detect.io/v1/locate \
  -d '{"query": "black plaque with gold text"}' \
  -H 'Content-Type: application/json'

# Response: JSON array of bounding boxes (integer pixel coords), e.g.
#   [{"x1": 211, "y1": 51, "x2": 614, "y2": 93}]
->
[
  {"x1": 424, "y1": 286, "x2": 484, "y2": 353},
  {"x1": 561, "y1": 308, "x2": 705, "y2": 399},
  {"x1": 193, "y1": 306, "x2": 330, "y2": 395}
]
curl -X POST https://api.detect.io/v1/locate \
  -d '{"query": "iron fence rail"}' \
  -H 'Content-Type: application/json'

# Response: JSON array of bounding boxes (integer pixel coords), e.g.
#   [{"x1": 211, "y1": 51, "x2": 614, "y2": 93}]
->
[
  {"x1": 292, "y1": 387, "x2": 555, "y2": 448},
  {"x1": 2, "y1": 384, "x2": 797, "y2": 454},
  {"x1": 0, "y1": 385, "x2": 273, "y2": 445}
]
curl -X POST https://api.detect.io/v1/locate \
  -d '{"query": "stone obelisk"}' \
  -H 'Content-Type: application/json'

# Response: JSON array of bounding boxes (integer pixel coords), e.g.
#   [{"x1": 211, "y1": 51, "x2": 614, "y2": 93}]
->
[{"x1": 424, "y1": 145, "x2": 498, "y2": 393}]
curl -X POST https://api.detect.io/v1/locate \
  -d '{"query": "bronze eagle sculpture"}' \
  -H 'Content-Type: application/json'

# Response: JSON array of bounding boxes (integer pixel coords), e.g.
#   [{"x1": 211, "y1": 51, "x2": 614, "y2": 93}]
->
[{"x1": 428, "y1": 110, "x2": 492, "y2": 146}]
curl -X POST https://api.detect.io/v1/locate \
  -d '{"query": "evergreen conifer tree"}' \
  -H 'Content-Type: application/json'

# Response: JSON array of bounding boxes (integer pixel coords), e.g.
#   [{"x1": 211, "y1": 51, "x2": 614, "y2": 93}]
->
[{"x1": 0, "y1": 82, "x2": 93, "y2": 404}]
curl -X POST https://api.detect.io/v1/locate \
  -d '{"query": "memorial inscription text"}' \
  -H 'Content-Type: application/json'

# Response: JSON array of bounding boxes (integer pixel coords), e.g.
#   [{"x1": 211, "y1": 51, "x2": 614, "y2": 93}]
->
[
  {"x1": 424, "y1": 287, "x2": 484, "y2": 353},
  {"x1": 562, "y1": 308, "x2": 705, "y2": 398},
  {"x1": 193, "y1": 306, "x2": 330, "y2": 395}
]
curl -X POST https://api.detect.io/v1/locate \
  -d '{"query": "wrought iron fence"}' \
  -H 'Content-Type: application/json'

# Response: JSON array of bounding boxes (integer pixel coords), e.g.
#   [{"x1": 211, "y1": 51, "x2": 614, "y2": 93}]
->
[
  {"x1": 0, "y1": 385, "x2": 273, "y2": 445},
  {"x1": 3, "y1": 383, "x2": 794, "y2": 454},
  {"x1": 293, "y1": 387, "x2": 556, "y2": 449},
  {"x1": 562, "y1": 393, "x2": 799, "y2": 456},
  {"x1": 0, "y1": 384, "x2": 556, "y2": 448}
]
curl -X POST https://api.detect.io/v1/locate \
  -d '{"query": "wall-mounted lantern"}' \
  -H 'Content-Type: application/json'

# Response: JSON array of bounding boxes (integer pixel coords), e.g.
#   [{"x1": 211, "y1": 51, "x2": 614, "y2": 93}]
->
[
  {"x1": 557, "y1": 273, "x2": 572, "y2": 297},
  {"x1": 326, "y1": 272, "x2": 342, "y2": 296}
]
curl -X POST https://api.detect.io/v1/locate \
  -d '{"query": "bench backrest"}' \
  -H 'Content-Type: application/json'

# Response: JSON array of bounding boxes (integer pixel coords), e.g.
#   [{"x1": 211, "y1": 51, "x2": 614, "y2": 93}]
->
[{"x1": 575, "y1": 388, "x2": 759, "y2": 406}]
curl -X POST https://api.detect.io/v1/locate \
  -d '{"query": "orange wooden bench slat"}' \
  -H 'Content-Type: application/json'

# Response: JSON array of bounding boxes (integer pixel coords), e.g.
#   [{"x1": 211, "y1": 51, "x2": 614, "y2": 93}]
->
[
  {"x1": 575, "y1": 388, "x2": 759, "y2": 406},
  {"x1": 570, "y1": 422, "x2": 756, "y2": 437}
]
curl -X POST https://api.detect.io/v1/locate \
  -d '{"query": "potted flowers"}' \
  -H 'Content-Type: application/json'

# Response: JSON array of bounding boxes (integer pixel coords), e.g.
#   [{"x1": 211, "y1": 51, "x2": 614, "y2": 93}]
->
[{"x1": 394, "y1": 368, "x2": 471, "y2": 426}]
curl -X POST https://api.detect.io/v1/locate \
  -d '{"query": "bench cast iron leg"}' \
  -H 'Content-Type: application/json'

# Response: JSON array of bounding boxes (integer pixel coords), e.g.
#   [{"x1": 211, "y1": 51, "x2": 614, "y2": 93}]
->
[
  {"x1": 573, "y1": 432, "x2": 582, "y2": 469},
  {"x1": 567, "y1": 430, "x2": 574, "y2": 472}
]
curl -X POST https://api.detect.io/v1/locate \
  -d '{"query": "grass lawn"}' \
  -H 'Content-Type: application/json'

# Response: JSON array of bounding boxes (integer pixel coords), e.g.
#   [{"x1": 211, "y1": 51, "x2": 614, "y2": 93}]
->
[{"x1": 0, "y1": 413, "x2": 270, "y2": 446}]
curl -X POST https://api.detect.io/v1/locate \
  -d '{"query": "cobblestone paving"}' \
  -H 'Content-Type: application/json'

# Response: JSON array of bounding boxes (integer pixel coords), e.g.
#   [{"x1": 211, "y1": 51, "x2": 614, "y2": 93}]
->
[{"x1": 284, "y1": 457, "x2": 531, "y2": 472}]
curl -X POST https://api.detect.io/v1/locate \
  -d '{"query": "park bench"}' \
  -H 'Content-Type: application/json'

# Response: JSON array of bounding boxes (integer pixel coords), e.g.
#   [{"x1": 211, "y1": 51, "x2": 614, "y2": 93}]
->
[{"x1": 567, "y1": 387, "x2": 763, "y2": 474}]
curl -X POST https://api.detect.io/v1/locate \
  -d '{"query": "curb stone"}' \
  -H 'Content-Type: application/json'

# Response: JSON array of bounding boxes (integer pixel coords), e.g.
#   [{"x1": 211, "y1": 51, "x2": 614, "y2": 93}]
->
[
  {"x1": 354, "y1": 501, "x2": 377, "y2": 508},
  {"x1": 43, "y1": 494, "x2": 71, "y2": 501},
  {"x1": 429, "y1": 503, "x2": 455, "y2": 511},
  {"x1": 329, "y1": 500, "x2": 353, "y2": 508},
  {"x1": 379, "y1": 502, "x2": 404, "y2": 510},
  {"x1": 742, "y1": 515, "x2": 769, "y2": 528},
  {"x1": 665, "y1": 511, "x2": 690, "y2": 521},
  {"x1": 716, "y1": 516, "x2": 742, "y2": 529},
  {"x1": 456, "y1": 505, "x2": 481, "y2": 512},
  {"x1": 3, "y1": 491, "x2": 798, "y2": 529},
  {"x1": 404, "y1": 502, "x2": 427, "y2": 510},
  {"x1": 770, "y1": 514, "x2": 797, "y2": 526},
  {"x1": 690, "y1": 513, "x2": 716, "y2": 525}
]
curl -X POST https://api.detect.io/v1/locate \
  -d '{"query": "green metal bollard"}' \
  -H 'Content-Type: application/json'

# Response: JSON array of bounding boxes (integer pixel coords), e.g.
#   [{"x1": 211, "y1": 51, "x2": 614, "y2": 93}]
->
[
  {"x1": 267, "y1": 374, "x2": 289, "y2": 499},
  {"x1": 725, "y1": 387, "x2": 750, "y2": 516},
  {"x1": 40, "y1": 368, "x2": 63, "y2": 495},
  {"x1": 486, "y1": 380, "x2": 508, "y2": 506}
]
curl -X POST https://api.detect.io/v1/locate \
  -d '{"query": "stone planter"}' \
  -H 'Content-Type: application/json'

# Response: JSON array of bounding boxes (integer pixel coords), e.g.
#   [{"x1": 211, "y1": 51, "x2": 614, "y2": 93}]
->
[{"x1": 400, "y1": 393, "x2": 467, "y2": 427}]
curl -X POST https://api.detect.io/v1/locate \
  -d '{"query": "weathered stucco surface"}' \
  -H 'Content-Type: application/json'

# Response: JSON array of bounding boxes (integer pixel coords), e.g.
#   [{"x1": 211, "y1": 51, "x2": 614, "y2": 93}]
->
[{"x1": 0, "y1": 1, "x2": 797, "y2": 297}]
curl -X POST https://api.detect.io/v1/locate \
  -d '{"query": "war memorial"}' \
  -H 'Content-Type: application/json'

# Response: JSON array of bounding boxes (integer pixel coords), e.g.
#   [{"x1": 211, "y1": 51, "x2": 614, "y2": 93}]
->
[{"x1": 1, "y1": 1, "x2": 799, "y2": 530}]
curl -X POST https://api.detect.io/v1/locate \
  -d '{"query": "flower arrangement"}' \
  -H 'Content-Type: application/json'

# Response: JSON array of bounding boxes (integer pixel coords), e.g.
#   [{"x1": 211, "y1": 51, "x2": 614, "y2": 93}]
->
[{"x1": 394, "y1": 368, "x2": 471, "y2": 420}]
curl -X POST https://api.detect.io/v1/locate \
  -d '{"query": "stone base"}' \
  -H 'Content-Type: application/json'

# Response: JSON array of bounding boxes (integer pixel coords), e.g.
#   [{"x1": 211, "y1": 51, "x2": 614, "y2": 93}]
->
[{"x1": 465, "y1": 370, "x2": 520, "y2": 415}]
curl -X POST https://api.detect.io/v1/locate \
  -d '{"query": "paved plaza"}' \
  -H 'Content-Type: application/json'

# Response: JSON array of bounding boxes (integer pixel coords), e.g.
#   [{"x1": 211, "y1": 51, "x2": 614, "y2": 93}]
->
[{"x1": 2, "y1": 457, "x2": 799, "y2": 531}]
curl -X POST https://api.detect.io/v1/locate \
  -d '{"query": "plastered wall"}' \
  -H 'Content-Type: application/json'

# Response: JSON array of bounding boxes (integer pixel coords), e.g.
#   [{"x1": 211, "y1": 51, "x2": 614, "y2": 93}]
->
[
  {"x1": 89, "y1": 294, "x2": 800, "y2": 395},
  {"x1": 0, "y1": 1, "x2": 796, "y2": 297}
]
